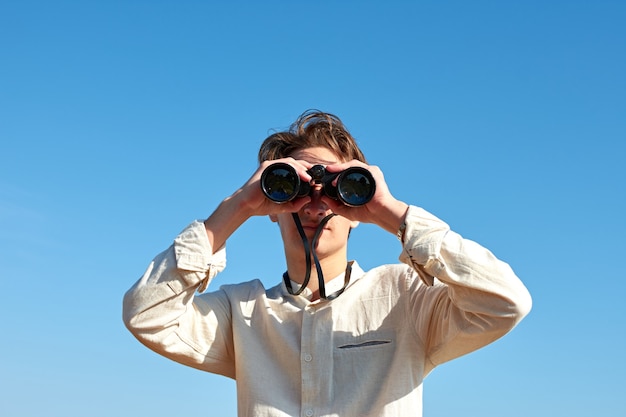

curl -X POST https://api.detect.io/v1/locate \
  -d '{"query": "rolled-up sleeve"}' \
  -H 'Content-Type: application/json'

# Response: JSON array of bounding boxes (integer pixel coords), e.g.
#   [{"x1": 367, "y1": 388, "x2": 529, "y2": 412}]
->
[
  {"x1": 399, "y1": 206, "x2": 532, "y2": 374},
  {"x1": 122, "y1": 221, "x2": 235, "y2": 378}
]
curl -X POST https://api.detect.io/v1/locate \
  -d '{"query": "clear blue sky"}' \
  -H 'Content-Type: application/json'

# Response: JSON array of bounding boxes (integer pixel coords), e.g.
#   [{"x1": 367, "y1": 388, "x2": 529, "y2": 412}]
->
[{"x1": 1, "y1": 1, "x2": 624, "y2": 416}]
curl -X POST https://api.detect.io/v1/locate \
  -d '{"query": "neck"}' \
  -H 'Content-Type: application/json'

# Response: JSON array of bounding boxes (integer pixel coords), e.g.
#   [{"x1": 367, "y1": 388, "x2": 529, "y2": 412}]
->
[
  {"x1": 287, "y1": 249, "x2": 347, "y2": 284},
  {"x1": 285, "y1": 249, "x2": 349, "y2": 300}
]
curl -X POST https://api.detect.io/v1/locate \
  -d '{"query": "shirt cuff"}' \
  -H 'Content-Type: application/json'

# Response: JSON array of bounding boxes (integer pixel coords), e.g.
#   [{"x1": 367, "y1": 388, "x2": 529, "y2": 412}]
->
[
  {"x1": 173, "y1": 220, "x2": 226, "y2": 292},
  {"x1": 398, "y1": 206, "x2": 450, "y2": 286}
]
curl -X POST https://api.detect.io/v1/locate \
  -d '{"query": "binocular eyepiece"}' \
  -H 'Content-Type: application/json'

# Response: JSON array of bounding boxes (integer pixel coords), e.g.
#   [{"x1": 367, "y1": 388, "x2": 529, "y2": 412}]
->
[{"x1": 261, "y1": 163, "x2": 376, "y2": 207}]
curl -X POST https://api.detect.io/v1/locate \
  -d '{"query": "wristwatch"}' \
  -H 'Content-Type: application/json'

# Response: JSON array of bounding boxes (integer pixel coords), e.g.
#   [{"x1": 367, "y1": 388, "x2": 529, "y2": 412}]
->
[{"x1": 396, "y1": 220, "x2": 407, "y2": 242}]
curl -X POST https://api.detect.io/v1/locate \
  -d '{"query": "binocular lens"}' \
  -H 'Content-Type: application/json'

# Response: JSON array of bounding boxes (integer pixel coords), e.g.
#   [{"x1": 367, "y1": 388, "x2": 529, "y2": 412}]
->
[
  {"x1": 336, "y1": 168, "x2": 376, "y2": 206},
  {"x1": 260, "y1": 163, "x2": 300, "y2": 203}
]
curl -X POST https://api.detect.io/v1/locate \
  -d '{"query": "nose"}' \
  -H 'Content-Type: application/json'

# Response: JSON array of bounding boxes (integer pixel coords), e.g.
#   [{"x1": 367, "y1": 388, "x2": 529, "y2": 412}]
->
[{"x1": 303, "y1": 189, "x2": 329, "y2": 218}]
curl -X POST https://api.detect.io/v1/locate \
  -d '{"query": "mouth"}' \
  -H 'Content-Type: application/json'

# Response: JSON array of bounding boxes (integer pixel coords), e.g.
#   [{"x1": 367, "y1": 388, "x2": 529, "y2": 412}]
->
[
  {"x1": 301, "y1": 222, "x2": 333, "y2": 236},
  {"x1": 302, "y1": 224, "x2": 324, "y2": 231},
  {"x1": 297, "y1": 214, "x2": 336, "y2": 234}
]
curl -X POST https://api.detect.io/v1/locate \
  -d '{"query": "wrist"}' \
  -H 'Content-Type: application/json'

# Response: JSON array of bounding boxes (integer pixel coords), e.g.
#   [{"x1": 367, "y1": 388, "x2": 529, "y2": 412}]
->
[
  {"x1": 204, "y1": 192, "x2": 253, "y2": 250},
  {"x1": 375, "y1": 200, "x2": 410, "y2": 237},
  {"x1": 228, "y1": 186, "x2": 259, "y2": 219}
]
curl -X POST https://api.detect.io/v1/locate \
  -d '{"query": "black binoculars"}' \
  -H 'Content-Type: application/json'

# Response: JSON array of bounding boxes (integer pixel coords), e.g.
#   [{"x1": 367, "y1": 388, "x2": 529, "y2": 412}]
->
[{"x1": 260, "y1": 163, "x2": 376, "y2": 207}]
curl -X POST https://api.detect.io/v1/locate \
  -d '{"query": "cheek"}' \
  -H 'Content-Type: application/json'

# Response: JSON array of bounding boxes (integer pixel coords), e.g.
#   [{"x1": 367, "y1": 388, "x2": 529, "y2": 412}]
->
[
  {"x1": 335, "y1": 218, "x2": 355, "y2": 233},
  {"x1": 276, "y1": 217, "x2": 298, "y2": 238}
]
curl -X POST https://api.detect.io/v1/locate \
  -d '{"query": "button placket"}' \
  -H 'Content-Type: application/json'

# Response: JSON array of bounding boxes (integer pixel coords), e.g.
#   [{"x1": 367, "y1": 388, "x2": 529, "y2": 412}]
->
[{"x1": 300, "y1": 305, "x2": 316, "y2": 416}]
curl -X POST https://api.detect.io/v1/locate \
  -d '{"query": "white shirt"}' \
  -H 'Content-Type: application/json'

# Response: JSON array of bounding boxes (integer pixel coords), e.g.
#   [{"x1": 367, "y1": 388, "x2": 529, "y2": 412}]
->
[{"x1": 123, "y1": 205, "x2": 532, "y2": 417}]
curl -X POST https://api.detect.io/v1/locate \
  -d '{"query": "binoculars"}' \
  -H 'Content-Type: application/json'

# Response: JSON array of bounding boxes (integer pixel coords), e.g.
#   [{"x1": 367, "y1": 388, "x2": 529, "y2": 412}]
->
[{"x1": 260, "y1": 163, "x2": 376, "y2": 207}]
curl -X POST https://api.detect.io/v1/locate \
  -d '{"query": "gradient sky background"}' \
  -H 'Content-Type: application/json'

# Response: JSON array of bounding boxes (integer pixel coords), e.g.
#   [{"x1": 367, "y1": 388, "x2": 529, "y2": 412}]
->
[{"x1": 1, "y1": 1, "x2": 624, "y2": 416}]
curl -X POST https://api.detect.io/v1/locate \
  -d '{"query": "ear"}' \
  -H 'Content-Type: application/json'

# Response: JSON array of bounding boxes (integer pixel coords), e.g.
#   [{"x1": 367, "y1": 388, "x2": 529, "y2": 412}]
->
[
  {"x1": 349, "y1": 220, "x2": 360, "y2": 229},
  {"x1": 269, "y1": 214, "x2": 279, "y2": 223}
]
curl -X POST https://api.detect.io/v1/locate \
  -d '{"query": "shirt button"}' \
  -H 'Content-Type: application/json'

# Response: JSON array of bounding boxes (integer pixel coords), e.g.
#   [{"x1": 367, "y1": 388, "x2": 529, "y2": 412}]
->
[
  {"x1": 305, "y1": 410, "x2": 314, "y2": 417},
  {"x1": 304, "y1": 354, "x2": 313, "y2": 362}
]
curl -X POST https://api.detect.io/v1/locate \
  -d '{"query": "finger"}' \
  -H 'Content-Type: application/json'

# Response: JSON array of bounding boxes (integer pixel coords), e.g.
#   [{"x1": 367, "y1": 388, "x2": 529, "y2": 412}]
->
[
  {"x1": 282, "y1": 158, "x2": 316, "y2": 182},
  {"x1": 259, "y1": 158, "x2": 313, "y2": 184},
  {"x1": 264, "y1": 196, "x2": 311, "y2": 216},
  {"x1": 323, "y1": 159, "x2": 368, "y2": 173}
]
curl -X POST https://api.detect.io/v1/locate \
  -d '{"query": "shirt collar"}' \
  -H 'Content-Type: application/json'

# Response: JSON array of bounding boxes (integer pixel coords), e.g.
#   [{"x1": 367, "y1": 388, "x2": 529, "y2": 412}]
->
[{"x1": 284, "y1": 261, "x2": 365, "y2": 301}]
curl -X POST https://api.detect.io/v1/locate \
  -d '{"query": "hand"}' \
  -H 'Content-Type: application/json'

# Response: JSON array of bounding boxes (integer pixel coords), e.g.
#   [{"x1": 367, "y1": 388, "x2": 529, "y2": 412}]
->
[{"x1": 204, "y1": 157, "x2": 318, "y2": 250}]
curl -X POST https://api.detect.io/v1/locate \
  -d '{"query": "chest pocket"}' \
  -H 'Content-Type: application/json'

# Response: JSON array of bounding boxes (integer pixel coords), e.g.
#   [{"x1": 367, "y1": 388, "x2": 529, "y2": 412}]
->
[
  {"x1": 338, "y1": 339, "x2": 391, "y2": 350},
  {"x1": 332, "y1": 329, "x2": 397, "y2": 393},
  {"x1": 334, "y1": 328, "x2": 396, "y2": 354}
]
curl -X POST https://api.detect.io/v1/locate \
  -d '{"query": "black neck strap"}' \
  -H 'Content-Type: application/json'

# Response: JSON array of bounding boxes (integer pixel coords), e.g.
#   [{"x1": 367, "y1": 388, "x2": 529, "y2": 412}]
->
[{"x1": 283, "y1": 213, "x2": 353, "y2": 300}]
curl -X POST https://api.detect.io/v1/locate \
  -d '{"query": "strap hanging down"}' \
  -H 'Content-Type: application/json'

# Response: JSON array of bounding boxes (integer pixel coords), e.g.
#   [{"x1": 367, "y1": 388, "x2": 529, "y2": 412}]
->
[{"x1": 283, "y1": 213, "x2": 352, "y2": 300}]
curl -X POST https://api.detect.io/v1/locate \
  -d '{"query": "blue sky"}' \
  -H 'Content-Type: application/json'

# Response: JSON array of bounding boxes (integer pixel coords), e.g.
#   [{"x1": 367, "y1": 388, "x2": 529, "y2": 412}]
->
[{"x1": 1, "y1": 1, "x2": 624, "y2": 416}]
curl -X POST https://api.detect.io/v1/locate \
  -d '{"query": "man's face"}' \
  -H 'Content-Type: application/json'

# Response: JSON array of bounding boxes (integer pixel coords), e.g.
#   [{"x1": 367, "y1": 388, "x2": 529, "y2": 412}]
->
[{"x1": 270, "y1": 147, "x2": 359, "y2": 262}]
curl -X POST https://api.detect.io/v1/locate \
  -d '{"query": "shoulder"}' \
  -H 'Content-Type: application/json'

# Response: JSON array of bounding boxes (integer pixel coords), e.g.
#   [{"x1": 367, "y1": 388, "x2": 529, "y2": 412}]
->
[
  {"x1": 366, "y1": 262, "x2": 412, "y2": 276},
  {"x1": 218, "y1": 279, "x2": 273, "y2": 298},
  {"x1": 363, "y1": 263, "x2": 416, "y2": 285},
  {"x1": 213, "y1": 278, "x2": 288, "y2": 302},
  {"x1": 349, "y1": 263, "x2": 418, "y2": 297}
]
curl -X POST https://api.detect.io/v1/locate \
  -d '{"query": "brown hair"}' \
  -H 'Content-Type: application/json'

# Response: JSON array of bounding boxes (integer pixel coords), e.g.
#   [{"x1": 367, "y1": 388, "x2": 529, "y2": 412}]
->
[{"x1": 258, "y1": 110, "x2": 367, "y2": 164}]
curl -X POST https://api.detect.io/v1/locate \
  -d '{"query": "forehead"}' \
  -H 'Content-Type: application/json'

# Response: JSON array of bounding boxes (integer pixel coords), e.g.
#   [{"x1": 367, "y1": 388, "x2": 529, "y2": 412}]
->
[{"x1": 289, "y1": 147, "x2": 344, "y2": 165}]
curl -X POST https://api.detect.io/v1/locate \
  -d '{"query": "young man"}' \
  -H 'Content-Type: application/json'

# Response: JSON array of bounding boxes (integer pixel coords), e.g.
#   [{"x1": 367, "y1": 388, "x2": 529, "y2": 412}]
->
[{"x1": 123, "y1": 110, "x2": 532, "y2": 417}]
